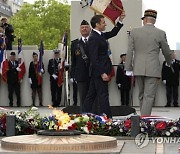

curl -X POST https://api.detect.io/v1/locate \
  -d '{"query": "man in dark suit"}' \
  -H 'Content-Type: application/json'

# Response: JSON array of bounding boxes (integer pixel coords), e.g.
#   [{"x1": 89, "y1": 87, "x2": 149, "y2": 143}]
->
[
  {"x1": 162, "y1": 51, "x2": 180, "y2": 107},
  {"x1": 71, "y1": 20, "x2": 91, "y2": 111},
  {"x1": 83, "y1": 12, "x2": 125, "y2": 118},
  {"x1": 116, "y1": 54, "x2": 131, "y2": 106},
  {"x1": 48, "y1": 49, "x2": 62, "y2": 107},
  {"x1": 0, "y1": 17, "x2": 15, "y2": 50},
  {"x1": 28, "y1": 52, "x2": 44, "y2": 106},
  {"x1": 7, "y1": 52, "x2": 21, "y2": 107}
]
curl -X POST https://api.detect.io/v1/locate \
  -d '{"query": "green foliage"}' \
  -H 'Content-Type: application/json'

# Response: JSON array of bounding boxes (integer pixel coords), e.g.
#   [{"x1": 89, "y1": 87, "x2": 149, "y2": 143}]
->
[{"x1": 10, "y1": 0, "x2": 70, "y2": 49}]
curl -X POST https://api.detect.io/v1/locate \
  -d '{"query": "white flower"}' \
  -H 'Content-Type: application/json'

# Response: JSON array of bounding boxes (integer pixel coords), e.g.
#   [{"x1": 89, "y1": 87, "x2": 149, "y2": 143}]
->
[
  {"x1": 74, "y1": 117, "x2": 80, "y2": 123},
  {"x1": 81, "y1": 126, "x2": 89, "y2": 134},
  {"x1": 150, "y1": 121, "x2": 154, "y2": 125},
  {"x1": 165, "y1": 131, "x2": 170, "y2": 136},
  {"x1": 172, "y1": 126, "x2": 178, "y2": 131},
  {"x1": 170, "y1": 128, "x2": 174, "y2": 133},
  {"x1": 31, "y1": 107, "x2": 38, "y2": 111},
  {"x1": 141, "y1": 128, "x2": 145, "y2": 132},
  {"x1": 119, "y1": 128, "x2": 123, "y2": 132}
]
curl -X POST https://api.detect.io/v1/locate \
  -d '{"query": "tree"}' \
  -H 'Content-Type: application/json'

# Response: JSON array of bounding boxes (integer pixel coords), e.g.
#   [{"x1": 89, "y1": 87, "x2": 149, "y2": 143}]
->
[{"x1": 10, "y1": 0, "x2": 70, "y2": 49}]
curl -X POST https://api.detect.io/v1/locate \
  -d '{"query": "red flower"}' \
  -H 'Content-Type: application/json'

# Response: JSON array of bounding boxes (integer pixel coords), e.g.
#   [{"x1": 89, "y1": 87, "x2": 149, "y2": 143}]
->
[
  {"x1": 68, "y1": 123, "x2": 77, "y2": 130},
  {"x1": 124, "y1": 119, "x2": 131, "y2": 129},
  {"x1": 155, "y1": 122, "x2": 167, "y2": 130},
  {"x1": 86, "y1": 122, "x2": 92, "y2": 130}
]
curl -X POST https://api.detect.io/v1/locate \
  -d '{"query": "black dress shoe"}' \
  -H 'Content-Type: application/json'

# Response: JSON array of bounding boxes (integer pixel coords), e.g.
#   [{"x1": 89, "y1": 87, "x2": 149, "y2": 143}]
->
[
  {"x1": 9, "y1": 103, "x2": 13, "y2": 107},
  {"x1": 165, "y1": 104, "x2": 171, "y2": 107},
  {"x1": 173, "y1": 104, "x2": 179, "y2": 107}
]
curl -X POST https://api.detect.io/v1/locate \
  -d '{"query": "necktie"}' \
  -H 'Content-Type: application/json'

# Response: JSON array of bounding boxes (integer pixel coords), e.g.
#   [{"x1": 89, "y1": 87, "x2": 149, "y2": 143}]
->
[{"x1": 84, "y1": 38, "x2": 87, "y2": 44}]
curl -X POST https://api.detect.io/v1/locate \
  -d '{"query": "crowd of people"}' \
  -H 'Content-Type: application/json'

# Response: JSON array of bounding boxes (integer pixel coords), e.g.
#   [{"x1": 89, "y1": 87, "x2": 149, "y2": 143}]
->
[{"x1": 0, "y1": 9, "x2": 179, "y2": 117}]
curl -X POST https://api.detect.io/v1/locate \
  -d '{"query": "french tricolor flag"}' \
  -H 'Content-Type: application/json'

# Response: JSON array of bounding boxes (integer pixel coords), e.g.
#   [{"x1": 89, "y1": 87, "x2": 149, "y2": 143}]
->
[
  {"x1": 18, "y1": 38, "x2": 26, "y2": 81},
  {"x1": 90, "y1": 0, "x2": 124, "y2": 24}
]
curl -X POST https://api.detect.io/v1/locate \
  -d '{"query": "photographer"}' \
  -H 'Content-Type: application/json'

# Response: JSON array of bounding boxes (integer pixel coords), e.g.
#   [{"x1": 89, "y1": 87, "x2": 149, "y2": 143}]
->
[{"x1": 0, "y1": 17, "x2": 15, "y2": 50}]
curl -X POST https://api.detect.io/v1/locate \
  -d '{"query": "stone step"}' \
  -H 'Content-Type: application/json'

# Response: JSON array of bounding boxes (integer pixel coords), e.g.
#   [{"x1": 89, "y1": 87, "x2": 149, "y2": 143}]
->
[{"x1": 12, "y1": 45, "x2": 38, "y2": 50}]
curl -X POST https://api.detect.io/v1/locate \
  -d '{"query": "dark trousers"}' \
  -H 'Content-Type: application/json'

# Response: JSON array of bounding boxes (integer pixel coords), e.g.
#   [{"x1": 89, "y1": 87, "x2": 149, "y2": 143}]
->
[
  {"x1": 50, "y1": 80, "x2": 62, "y2": 106},
  {"x1": 166, "y1": 85, "x2": 179, "y2": 105},
  {"x1": 120, "y1": 89, "x2": 130, "y2": 106},
  {"x1": 72, "y1": 82, "x2": 78, "y2": 105},
  {"x1": 77, "y1": 81, "x2": 89, "y2": 112},
  {"x1": 32, "y1": 87, "x2": 42, "y2": 106},
  {"x1": 8, "y1": 83, "x2": 21, "y2": 106},
  {"x1": 83, "y1": 77, "x2": 112, "y2": 118},
  {"x1": 6, "y1": 40, "x2": 12, "y2": 50}
]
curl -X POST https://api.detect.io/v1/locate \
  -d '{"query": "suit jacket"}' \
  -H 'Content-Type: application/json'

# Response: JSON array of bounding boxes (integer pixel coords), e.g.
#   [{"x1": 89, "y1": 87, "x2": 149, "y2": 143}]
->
[
  {"x1": 116, "y1": 62, "x2": 131, "y2": 90},
  {"x1": 48, "y1": 58, "x2": 61, "y2": 81},
  {"x1": 162, "y1": 59, "x2": 180, "y2": 86},
  {"x1": 71, "y1": 38, "x2": 90, "y2": 82},
  {"x1": 28, "y1": 61, "x2": 44, "y2": 87},
  {"x1": 88, "y1": 22, "x2": 123, "y2": 77},
  {"x1": 125, "y1": 24, "x2": 172, "y2": 78},
  {"x1": 7, "y1": 60, "x2": 19, "y2": 84}
]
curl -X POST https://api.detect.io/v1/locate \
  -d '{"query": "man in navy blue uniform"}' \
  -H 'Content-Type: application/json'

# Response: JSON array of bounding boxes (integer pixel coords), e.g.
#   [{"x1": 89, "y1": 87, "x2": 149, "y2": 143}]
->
[
  {"x1": 48, "y1": 50, "x2": 62, "y2": 107},
  {"x1": 116, "y1": 53, "x2": 131, "y2": 106},
  {"x1": 162, "y1": 51, "x2": 180, "y2": 107},
  {"x1": 71, "y1": 20, "x2": 91, "y2": 111},
  {"x1": 83, "y1": 12, "x2": 125, "y2": 118}
]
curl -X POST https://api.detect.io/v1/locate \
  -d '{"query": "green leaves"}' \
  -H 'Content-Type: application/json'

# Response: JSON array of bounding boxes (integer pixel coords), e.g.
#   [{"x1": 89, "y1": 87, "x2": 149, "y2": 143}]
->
[{"x1": 10, "y1": 0, "x2": 70, "y2": 49}]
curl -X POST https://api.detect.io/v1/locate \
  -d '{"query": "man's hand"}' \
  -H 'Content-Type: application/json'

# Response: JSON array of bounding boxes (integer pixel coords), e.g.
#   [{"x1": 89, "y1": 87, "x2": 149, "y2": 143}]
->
[
  {"x1": 101, "y1": 73, "x2": 110, "y2": 81},
  {"x1": 126, "y1": 71, "x2": 133, "y2": 76},
  {"x1": 117, "y1": 83, "x2": 121, "y2": 89},
  {"x1": 29, "y1": 78, "x2": 32, "y2": 84},
  {"x1": 119, "y1": 10, "x2": 126, "y2": 22},
  {"x1": 162, "y1": 80, "x2": 166, "y2": 84},
  {"x1": 16, "y1": 67, "x2": 21, "y2": 72},
  {"x1": 52, "y1": 74, "x2": 58, "y2": 79}
]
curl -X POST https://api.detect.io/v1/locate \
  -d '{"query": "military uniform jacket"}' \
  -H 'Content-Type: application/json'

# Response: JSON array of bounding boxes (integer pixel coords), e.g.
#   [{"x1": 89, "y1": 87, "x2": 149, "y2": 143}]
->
[
  {"x1": 125, "y1": 24, "x2": 172, "y2": 78},
  {"x1": 88, "y1": 22, "x2": 123, "y2": 77},
  {"x1": 7, "y1": 60, "x2": 19, "y2": 84},
  {"x1": 48, "y1": 58, "x2": 61, "y2": 81},
  {"x1": 116, "y1": 62, "x2": 131, "y2": 90},
  {"x1": 71, "y1": 38, "x2": 89, "y2": 82},
  {"x1": 162, "y1": 59, "x2": 180, "y2": 86}
]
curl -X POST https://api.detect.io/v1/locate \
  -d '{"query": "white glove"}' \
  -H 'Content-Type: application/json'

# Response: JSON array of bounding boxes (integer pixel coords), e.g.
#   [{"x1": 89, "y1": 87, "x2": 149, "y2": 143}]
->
[
  {"x1": 41, "y1": 68, "x2": 44, "y2": 73},
  {"x1": 126, "y1": 71, "x2": 133, "y2": 76},
  {"x1": 52, "y1": 74, "x2": 58, "y2": 79},
  {"x1": 162, "y1": 80, "x2": 166, "y2": 84},
  {"x1": 16, "y1": 67, "x2": 21, "y2": 72},
  {"x1": 70, "y1": 78, "x2": 74, "y2": 83},
  {"x1": 117, "y1": 83, "x2": 121, "y2": 88},
  {"x1": 29, "y1": 78, "x2": 32, "y2": 84}
]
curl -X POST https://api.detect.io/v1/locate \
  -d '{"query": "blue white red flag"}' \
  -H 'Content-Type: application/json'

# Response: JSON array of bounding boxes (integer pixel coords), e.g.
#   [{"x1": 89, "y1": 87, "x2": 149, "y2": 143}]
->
[
  {"x1": 0, "y1": 37, "x2": 8, "y2": 82},
  {"x1": 37, "y1": 40, "x2": 44, "y2": 85},
  {"x1": 18, "y1": 38, "x2": 26, "y2": 81},
  {"x1": 90, "y1": 0, "x2": 124, "y2": 24},
  {"x1": 57, "y1": 32, "x2": 68, "y2": 87}
]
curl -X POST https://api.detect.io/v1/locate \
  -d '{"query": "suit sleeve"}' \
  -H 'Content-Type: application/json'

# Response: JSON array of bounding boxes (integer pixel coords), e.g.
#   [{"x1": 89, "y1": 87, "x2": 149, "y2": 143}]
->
[
  {"x1": 104, "y1": 22, "x2": 123, "y2": 39},
  {"x1": 125, "y1": 31, "x2": 134, "y2": 71},
  {"x1": 48, "y1": 60, "x2": 53, "y2": 75},
  {"x1": 70, "y1": 41, "x2": 76, "y2": 78},
  {"x1": 88, "y1": 37, "x2": 104, "y2": 76},
  {"x1": 160, "y1": 32, "x2": 172, "y2": 65},
  {"x1": 28, "y1": 62, "x2": 32, "y2": 78},
  {"x1": 161, "y1": 61, "x2": 168, "y2": 81}
]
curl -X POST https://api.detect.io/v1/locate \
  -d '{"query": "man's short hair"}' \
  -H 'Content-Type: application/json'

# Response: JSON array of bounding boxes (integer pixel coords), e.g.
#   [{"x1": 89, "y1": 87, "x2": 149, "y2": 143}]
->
[{"x1": 90, "y1": 15, "x2": 104, "y2": 29}]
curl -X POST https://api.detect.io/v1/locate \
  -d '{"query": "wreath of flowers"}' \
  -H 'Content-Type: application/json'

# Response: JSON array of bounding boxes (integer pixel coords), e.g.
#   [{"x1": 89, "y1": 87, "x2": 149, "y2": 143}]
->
[{"x1": 0, "y1": 107, "x2": 179, "y2": 137}]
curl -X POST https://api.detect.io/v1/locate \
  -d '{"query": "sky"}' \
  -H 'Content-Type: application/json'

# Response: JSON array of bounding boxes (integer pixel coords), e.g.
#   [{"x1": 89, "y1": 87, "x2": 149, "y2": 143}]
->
[{"x1": 23, "y1": 0, "x2": 180, "y2": 49}]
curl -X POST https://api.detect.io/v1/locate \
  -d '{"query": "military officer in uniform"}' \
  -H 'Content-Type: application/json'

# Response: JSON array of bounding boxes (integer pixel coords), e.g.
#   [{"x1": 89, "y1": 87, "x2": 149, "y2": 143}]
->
[
  {"x1": 162, "y1": 51, "x2": 180, "y2": 107},
  {"x1": 125, "y1": 9, "x2": 172, "y2": 115},
  {"x1": 48, "y1": 49, "x2": 62, "y2": 107},
  {"x1": 71, "y1": 20, "x2": 91, "y2": 112},
  {"x1": 7, "y1": 52, "x2": 21, "y2": 107}
]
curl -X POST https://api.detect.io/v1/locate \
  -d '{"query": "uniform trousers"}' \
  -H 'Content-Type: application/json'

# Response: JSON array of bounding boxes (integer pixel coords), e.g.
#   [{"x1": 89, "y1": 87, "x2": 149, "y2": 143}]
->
[
  {"x1": 50, "y1": 80, "x2": 62, "y2": 107},
  {"x1": 166, "y1": 85, "x2": 178, "y2": 106},
  {"x1": 136, "y1": 76, "x2": 159, "y2": 116},
  {"x1": 8, "y1": 82, "x2": 21, "y2": 107}
]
